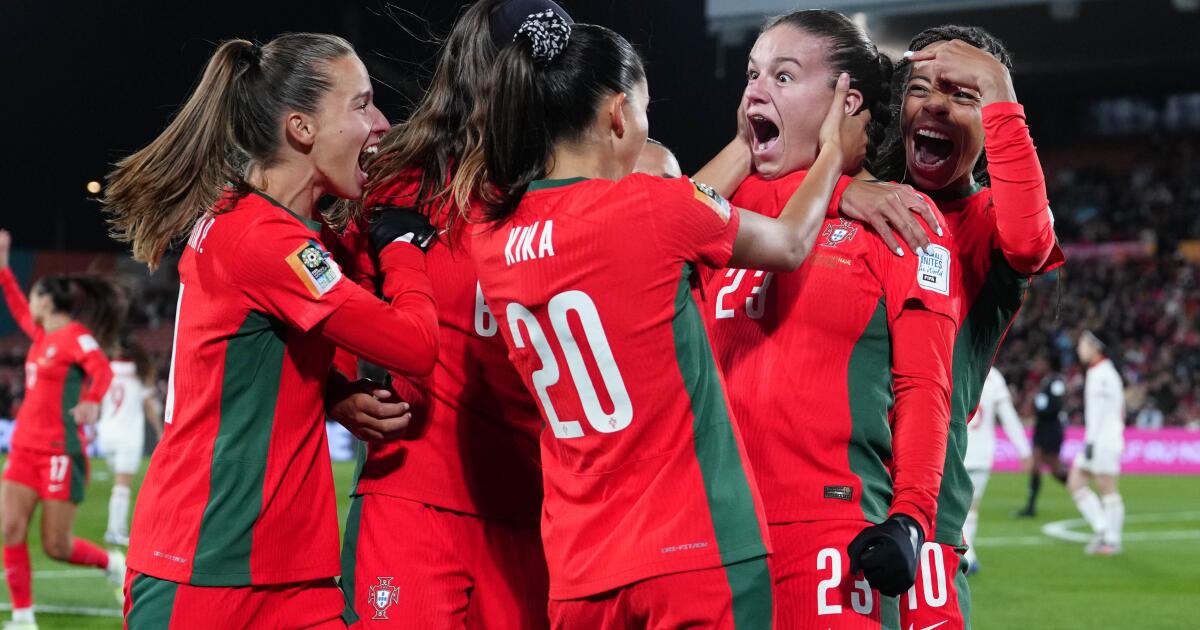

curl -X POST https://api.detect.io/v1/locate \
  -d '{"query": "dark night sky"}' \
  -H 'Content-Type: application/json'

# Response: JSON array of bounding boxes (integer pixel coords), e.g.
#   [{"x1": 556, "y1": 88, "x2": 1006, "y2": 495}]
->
[{"x1": 4, "y1": 0, "x2": 1199, "y2": 252}]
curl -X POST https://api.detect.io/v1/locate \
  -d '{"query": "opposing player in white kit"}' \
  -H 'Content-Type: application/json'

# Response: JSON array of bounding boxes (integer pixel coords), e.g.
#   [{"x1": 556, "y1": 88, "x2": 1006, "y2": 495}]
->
[
  {"x1": 1068, "y1": 331, "x2": 1126, "y2": 555},
  {"x1": 95, "y1": 341, "x2": 161, "y2": 545},
  {"x1": 963, "y1": 367, "x2": 1031, "y2": 574}
]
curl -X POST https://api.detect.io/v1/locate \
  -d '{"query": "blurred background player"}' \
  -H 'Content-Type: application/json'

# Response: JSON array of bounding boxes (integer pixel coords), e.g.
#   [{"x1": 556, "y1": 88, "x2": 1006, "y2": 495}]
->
[
  {"x1": 0, "y1": 230, "x2": 126, "y2": 630},
  {"x1": 963, "y1": 367, "x2": 1030, "y2": 574},
  {"x1": 95, "y1": 339, "x2": 161, "y2": 546},
  {"x1": 1015, "y1": 353, "x2": 1069, "y2": 517},
  {"x1": 633, "y1": 138, "x2": 683, "y2": 178},
  {"x1": 1068, "y1": 330, "x2": 1127, "y2": 555}
]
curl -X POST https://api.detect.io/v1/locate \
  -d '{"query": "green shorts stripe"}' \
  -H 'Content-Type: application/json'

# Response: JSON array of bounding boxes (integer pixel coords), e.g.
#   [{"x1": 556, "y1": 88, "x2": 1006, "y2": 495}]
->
[
  {"x1": 68, "y1": 453, "x2": 87, "y2": 504},
  {"x1": 725, "y1": 556, "x2": 771, "y2": 629},
  {"x1": 127, "y1": 573, "x2": 179, "y2": 629},
  {"x1": 339, "y1": 494, "x2": 364, "y2": 626},
  {"x1": 955, "y1": 553, "x2": 972, "y2": 630}
]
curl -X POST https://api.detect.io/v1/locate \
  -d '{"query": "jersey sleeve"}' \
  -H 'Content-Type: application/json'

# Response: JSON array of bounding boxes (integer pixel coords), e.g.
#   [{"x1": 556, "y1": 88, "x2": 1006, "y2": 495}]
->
[
  {"x1": 982, "y1": 102, "x2": 1065, "y2": 275},
  {"x1": 65, "y1": 330, "x2": 114, "y2": 404},
  {"x1": 873, "y1": 208, "x2": 959, "y2": 536},
  {"x1": 872, "y1": 201, "x2": 961, "y2": 326},
  {"x1": 229, "y1": 215, "x2": 357, "y2": 332},
  {"x1": 641, "y1": 175, "x2": 742, "y2": 269},
  {"x1": 0, "y1": 268, "x2": 41, "y2": 339}
]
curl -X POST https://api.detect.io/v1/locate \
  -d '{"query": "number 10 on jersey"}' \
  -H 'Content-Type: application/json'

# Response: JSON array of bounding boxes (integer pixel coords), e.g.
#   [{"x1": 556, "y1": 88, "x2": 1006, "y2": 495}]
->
[{"x1": 507, "y1": 290, "x2": 633, "y2": 439}]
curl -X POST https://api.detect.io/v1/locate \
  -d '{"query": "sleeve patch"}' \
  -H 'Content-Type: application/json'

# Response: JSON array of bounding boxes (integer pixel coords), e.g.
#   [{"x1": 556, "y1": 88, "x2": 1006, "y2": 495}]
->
[
  {"x1": 286, "y1": 240, "x2": 343, "y2": 299},
  {"x1": 689, "y1": 179, "x2": 732, "y2": 224},
  {"x1": 916, "y1": 244, "x2": 951, "y2": 296},
  {"x1": 76, "y1": 334, "x2": 99, "y2": 353}
]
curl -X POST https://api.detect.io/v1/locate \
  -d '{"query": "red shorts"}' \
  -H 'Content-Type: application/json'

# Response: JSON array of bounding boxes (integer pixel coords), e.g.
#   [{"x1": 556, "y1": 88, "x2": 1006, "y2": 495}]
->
[
  {"x1": 548, "y1": 556, "x2": 772, "y2": 629},
  {"x1": 898, "y1": 542, "x2": 970, "y2": 630},
  {"x1": 340, "y1": 494, "x2": 549, "y2": 629},
  {"x1": 2, "y1": 448, "x2": 88, "y2": 503},
  {"x1": 123, "y1": 569, "x2": 344, "y2": 629},
  {"x1": 770, "y1": 520, "x2": 900, "y2": 630}
]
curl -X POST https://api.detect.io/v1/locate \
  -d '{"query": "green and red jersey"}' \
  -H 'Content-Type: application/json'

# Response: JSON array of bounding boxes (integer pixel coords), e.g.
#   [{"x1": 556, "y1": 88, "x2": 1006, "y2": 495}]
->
[
  {"x1": 0, "y1": 268, "x2": 112, "y2": 456},
  {"x1": 128, "y1": 191, "x2": 359, "y2": 586},
  {"x1": 469, "y1": 174, "x2": 769, "y2": 600},
  {"x1": 331, "y1": 171, "x2": 543, "y2": 525},
  {"x1": 930, "y1": 102, "x2": 1065, "y2": 547},
  {"x1": 702, "y1": 171, "x2": 960, "y2": 537}
]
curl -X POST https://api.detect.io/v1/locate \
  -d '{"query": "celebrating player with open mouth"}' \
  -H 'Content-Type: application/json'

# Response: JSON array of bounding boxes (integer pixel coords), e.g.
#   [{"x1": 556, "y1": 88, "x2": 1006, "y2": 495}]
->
[
  {"x1": 874, "y1": 25, "x2": 1065, "y2": 630},
  {"x1": 104, "y1": 33, "x2": 441, "y2": 628},
  {"x1": 0, "y1": 230, "x2": 126, "y2": 630},
  {"x1": 333, "y1": 1, "x2": 572, "y2": 628},
  {"x1": 465, "y1": 10, "x2": 866, "y2": 627},
  {"x1": 703, "y1": 10, "x2": 960, "y2": 629}
]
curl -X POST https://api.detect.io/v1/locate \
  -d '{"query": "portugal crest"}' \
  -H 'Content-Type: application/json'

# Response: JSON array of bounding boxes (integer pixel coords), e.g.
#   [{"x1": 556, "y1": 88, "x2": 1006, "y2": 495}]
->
[
  {"x1": 368, "y1": 576, "x2": 400, "y2": 620},
  {"x1": 820, "y1": 219, "x2": 859, "y2": 248}
]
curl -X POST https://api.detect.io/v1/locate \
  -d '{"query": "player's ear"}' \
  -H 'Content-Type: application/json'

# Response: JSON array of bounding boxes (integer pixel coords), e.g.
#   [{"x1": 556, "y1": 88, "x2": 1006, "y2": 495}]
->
[
  {"x1": 608, "y1": 92, "x2": 629, "y2": 139},
  {"x1": 284, "y1": 111, "x2": 317, "y2": 150},
  {"x1": 845, "y1": 88, "x2": 864, "y2": 116}
]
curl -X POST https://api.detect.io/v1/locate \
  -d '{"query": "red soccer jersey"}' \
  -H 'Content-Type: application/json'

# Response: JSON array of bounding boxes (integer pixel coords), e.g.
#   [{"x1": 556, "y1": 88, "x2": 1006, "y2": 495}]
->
[
  {"x1": 128, "y1": 191, "x2": 359, "y2": 586},
  {"x1": 702, "y1": 171, "x2": 960, "y2": 535},
  {"x1": 928, "y1": 103, "x2": 1066, "y2": 547},
  {"x1": 1, "y1": 268, "x2": 112, "y2": 456},
  {"x1": 333, "y1": 172, "x2": 542, "y2": 524},
  {"x1": 469, "y1": 175, "x2": 769, "y2": 600}
]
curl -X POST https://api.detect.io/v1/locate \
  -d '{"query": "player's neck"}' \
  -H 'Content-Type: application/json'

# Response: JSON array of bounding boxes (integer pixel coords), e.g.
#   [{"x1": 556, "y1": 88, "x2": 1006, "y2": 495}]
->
[
  {"x1": 245, "y1": 162, "x2": 320, "y2": 220},
  {"x1": 41, "y1": 312, "x2": 70, "y2": 333},
  {"x1": 546, "y1": 145, "x2": 627, "y2": 182},
  {"x1": 1089, "y1": 355, "x2": 1107, "y2": 369}
]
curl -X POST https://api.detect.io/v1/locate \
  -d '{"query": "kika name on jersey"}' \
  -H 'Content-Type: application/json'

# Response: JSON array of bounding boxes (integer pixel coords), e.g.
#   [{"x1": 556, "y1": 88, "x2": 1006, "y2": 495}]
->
[{"x1": 505, "y1": 220, "x2": 556, "y2": 266}]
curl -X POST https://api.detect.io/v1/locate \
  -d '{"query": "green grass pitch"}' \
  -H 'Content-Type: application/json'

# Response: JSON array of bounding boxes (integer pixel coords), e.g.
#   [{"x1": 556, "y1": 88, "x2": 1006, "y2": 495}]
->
[{"x1": 1, "y1": 457, "x2": 1196, "y2": 628}]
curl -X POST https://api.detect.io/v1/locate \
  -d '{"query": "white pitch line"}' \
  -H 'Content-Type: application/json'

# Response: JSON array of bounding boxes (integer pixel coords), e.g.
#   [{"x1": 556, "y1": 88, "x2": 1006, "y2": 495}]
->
[
  {"x1": 31, "y1": 569, "x2": 104, "y2": 578},
  {"x1": 975, "y1": 511, "x2": 1200, "y2": 547},
  {"x1": 0, "y1": 603, "x2": 121, "y2": 618}
]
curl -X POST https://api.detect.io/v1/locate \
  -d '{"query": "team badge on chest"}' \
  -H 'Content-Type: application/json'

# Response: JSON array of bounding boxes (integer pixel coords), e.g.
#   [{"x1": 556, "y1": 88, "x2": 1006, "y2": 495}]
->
[
  {"x1": 368, "y1": 577, "x2": 400, "y2": 620},
  {"x1": 820, "y1": 219, "x2": 859, "y2": 248}
]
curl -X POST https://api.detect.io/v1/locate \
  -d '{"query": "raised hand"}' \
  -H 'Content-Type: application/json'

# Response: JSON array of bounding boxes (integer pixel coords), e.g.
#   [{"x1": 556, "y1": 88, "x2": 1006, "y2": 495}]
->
[
  {"x1": 818, "y1": 73, "x2": 869, "y2": 174},
  {"x1": 906, "y1": 39, "x2": 1016, "y2": 106},
  {"x1": 840, "y1": 180, "x2": 940, "y2": 256}
]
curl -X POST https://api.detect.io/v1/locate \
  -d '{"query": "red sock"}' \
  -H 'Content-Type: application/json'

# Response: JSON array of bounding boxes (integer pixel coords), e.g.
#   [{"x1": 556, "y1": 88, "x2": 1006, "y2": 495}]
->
[
  {"x1": 4, "y1": 544, "x2": 32, "y2": 609},
  {"x1": 68, "y1": 538, "x2": 109, "y2": 569}
]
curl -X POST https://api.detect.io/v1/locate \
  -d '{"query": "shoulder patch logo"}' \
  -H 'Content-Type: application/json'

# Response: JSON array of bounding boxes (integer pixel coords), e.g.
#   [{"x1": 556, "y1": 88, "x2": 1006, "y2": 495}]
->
[
  {"x1": 286, "y1": 240, "x2": 343, "y2": 299},
  {"x1": 368, "y1": 576, "x2": 400, "y2": 620},
  {"x1": 917, "y1": 243, "x2": 951, "y2": 295},
  {"x1": 76, "y1": 334, "x2": 99, "y2": 353},
  {"x1": 820, "y1": 219, "x2": 859, "y2": 248},
  {"x1": 689, "y1": 179, "x2": 732, "y2": 224}
]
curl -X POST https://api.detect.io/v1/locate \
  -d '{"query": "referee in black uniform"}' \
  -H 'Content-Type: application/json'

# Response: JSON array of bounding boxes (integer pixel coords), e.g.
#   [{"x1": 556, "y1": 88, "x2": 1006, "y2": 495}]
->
[{"x1": 1016, "y1": 353, "x2": 1069, "y2": 517}]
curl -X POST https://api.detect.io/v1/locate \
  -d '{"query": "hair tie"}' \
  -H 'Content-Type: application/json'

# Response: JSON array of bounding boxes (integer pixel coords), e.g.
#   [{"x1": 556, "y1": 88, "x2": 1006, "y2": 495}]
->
[
  {"x1": 489, "y1": 0, "x2": 573, "y2": 48},
  {"x1": 515, "y1": 10, "x2": 571, "y2": 65}
]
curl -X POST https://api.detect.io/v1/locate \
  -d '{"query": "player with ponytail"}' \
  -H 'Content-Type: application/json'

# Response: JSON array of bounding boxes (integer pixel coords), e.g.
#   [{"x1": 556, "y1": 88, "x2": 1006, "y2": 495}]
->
[
  {"x1": 0, "y1": 230, "x2": 126, "y2": 630},
  {"x1": 104, "y1": 33, "x2": 441, "y2": 627},
  {"x1": 465, "y1": 9, "x2": 867, "y2": 627}
]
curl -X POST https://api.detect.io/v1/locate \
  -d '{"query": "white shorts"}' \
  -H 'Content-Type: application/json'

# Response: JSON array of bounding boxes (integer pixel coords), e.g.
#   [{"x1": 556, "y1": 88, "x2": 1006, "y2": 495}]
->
[
  {"x1": 98, "y1": 438, "x2": 143, "y2": 475},
  {"x1": 1072, "y1": 442, "x2": 1122, "y2": 476},
  {"x1": 967, "y1": 468, "x2": 990, "y2": 502}
]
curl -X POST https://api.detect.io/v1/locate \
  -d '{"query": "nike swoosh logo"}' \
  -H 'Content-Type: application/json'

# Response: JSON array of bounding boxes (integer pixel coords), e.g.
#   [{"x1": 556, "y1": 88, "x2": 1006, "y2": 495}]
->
[
  {"x1": 908, "y1": 621, "x2": 949, "y2": 630},
  {"x1": 48, "y1": 485, "x2": 63, "y2": 491}
]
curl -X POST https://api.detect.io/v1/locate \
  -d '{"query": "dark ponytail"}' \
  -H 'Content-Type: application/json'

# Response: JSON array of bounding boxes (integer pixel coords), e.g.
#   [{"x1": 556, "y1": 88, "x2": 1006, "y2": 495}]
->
[
  {"x1": 763, "y1": 10, "x2": 893, "y2": 167},
  {"x1": 104, "y1": 33, "x2": 354, "y2": 269},
  {"x1": 471, "y1": 17, "x2": 645, "y2": 221},
  {"x1": 875, "y1": 24, "x2": 1014, "y2": 185},
  {"x1": 33, "y1": 275, "x2": 128, "y2": 352}
]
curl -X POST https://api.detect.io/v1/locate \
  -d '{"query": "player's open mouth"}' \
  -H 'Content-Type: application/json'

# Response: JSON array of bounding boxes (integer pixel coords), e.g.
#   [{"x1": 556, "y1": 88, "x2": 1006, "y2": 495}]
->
[
  {"x1": 911, "y1": 127, "x2": 955, "y2": 169},
  {"x1": 749, "y1": 114, "x2": 781, "y2": 156},
  {"x1": 359, "y1": 144, "x2": 379, "y2": 173}
]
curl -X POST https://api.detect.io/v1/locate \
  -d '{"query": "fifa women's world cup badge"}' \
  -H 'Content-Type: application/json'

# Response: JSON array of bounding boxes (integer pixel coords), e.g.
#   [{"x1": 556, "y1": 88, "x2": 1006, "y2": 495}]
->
[{"x1": 368, "y1": 576, "x2": 400, "y2": 620}]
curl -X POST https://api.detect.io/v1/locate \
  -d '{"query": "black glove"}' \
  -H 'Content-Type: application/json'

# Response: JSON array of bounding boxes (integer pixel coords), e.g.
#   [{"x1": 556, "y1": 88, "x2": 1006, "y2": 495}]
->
[
  {"x1": 1084, "y1": 443, "x2": 1094, "y2": 460},
  {"x1": 368, "y1": 206, "x2": 437, "y2": 255},
  {"x1": 847, "y1": 514, "x2": 924, "y2": 597}
]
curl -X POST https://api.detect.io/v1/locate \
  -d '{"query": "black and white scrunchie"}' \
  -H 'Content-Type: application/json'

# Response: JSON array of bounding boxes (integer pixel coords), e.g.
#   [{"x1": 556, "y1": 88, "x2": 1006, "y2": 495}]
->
[{"x1": 515, "y1": 9, "x2": 571, "y2": 65}]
